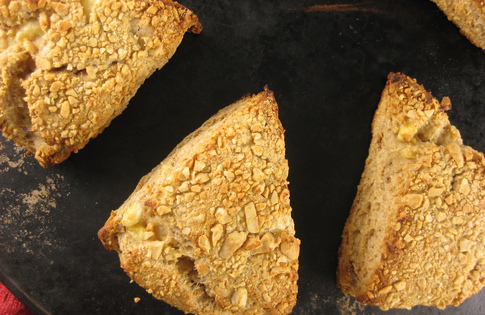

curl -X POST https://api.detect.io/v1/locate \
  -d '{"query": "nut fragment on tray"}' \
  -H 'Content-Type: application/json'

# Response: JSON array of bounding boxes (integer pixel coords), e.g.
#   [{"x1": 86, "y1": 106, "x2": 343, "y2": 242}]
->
[
  {"x1": 99, "y1": 88, "x2": 300, "y2": 314},
  {"x1": 0, "y1": 0, "x2": 202, "y2": 167}
]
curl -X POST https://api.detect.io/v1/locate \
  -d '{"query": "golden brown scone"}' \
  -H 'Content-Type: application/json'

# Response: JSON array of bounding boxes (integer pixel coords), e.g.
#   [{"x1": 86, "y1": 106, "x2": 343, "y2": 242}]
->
[
  {"x1": 430, "y1": 0, "x2": 485, "y2": 50},
  {"x1": 337, "y1": 73, "x2": 485, "y2": 310},
  {"x1": 98, "y1": 88, "x2": 300, "y2": 315},
  {"x1": 0, "y1": 0, "x2": 202, "y2": 167}
]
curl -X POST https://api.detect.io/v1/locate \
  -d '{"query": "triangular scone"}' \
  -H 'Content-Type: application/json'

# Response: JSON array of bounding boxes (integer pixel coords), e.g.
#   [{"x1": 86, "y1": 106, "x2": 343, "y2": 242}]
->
[
  {"x1": 98, "y1": 88, "x2": 300, "y2": 314},
  {"x1": 430, "y1": 0, "x2": 485, "y2": 50},
  {"x1": 0, "y1": 0, "x2": 202, "y2": 167},
  {"x1": 338, "y1": 73, "x2": 485, "y2": 310}
]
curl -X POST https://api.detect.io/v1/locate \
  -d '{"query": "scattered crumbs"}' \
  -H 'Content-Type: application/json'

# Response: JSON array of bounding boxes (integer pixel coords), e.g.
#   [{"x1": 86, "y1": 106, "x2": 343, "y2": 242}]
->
[
  {"x1": 0, "y1": 140, "x2": 32, "y2": 175},
  {"x1": 310, "y1": 292, "x2": 326, "y2": 310},
  {"x1": 0, "y1": 175, "x2": 68, "y2": 255},
  {"x1": 307, "y1": 291, "x2": 367, "y2": 314},
  {"x1": 134, "y1": 297, "x2": 141, "y2": 303},
  {"x1": 336, "y1": 294, "x2": 367, "y2": 315},
  {"x1": 0, "y1": 148, "x2": 70, "y2": 260},
  {"x1": 22, "y1": 183, "x2": 57, "y2": 209}
]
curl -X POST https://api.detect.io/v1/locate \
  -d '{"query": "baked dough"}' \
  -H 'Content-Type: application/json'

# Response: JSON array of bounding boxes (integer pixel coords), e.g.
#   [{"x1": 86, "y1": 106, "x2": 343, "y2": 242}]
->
[
  {"x1": 338, "y1": 73, "x2": 485, "y2": 310},
  {"x1": 0, "y1": 0, "x2": 202, "y2": 167},
  {"x1": 98, "y1": 88, "x2": 300, "y2": 314},
  {"x1": 430, "y1": 0, "x2": 485, "y2": 50}
]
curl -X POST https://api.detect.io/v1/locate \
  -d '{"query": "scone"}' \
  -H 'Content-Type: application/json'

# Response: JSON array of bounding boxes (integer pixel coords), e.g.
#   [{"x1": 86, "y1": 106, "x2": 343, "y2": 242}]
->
[
  {"x1": 430, "y1": 0, "x2": 485, "y2": 50},
  {"x1": 98, "y1": 88, "x2": 300, "y2": 314},
  {"x1": 0, "y1": 0, "x2": 202, "y2": 167},
  {"x1": 337, "y1": 73, "x2": 485, "y2": 310}
]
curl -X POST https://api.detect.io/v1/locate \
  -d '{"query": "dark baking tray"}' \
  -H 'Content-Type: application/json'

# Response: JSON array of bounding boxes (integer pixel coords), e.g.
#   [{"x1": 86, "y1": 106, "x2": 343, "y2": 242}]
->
[{"x1": 1, "y1": 0, "x2": 485, "y2": 314}]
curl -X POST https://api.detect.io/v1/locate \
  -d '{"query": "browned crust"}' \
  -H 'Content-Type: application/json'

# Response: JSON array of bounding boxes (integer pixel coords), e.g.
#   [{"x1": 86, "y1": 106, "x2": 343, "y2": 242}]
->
[
  {"x1": 0, "y1": 0, "x2": 201, "y2": 167},
  {"x1": 98, "y1": 211, "x2": 122, "y2": 252},
  {"x1": 338, "y1": 72, "x2": 485, "y2": 310},
  {"x1": 99, "y1": 88, "x2": 300, "y2": 314},
  {"x1": 431, "y1": 0, "x2": 485, "y2": 50}
]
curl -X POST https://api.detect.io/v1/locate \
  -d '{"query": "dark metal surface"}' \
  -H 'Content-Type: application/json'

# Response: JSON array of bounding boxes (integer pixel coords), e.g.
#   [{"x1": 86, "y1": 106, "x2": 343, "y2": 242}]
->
[{"x1": 1, "y1": 0, "x2": 485, "y2": 314}]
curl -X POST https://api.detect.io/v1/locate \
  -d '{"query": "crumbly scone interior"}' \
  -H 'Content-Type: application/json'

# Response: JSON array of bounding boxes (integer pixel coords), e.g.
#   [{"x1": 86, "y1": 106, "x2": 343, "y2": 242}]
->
[
  {"x1": 100, "y1": 90, "x2": 300, "y2": 314},
  {"x1": 340, "y1": 73, "x2": 485, "y2": 309},
  {"x1": 0, "y1": 0, "x2": 201, "y2": 167},
  {"x1": 0, "y1": 14, "x2": 44, "y2": 154}
]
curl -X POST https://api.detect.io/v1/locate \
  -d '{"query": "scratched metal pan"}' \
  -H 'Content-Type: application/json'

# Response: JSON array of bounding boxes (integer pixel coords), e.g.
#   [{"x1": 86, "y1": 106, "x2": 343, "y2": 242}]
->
[{"x1": 1, "y1": 0, "x2": 485, "y2": 314}]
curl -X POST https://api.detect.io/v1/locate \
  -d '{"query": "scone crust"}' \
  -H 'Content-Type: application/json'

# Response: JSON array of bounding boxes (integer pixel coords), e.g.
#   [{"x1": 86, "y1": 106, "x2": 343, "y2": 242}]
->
[
  {"x1": 431, "y1": 0, "x2": 485, "y2": 50},
  {"x1": 338, "y1": 73, "x2": 485, "y2": 310},
  {"x1": 99, "y1": 88, "x2": 300, "y2": 315},
  {"x1": 0, "y1": 0, "x2": 202, "y2": 167}
]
